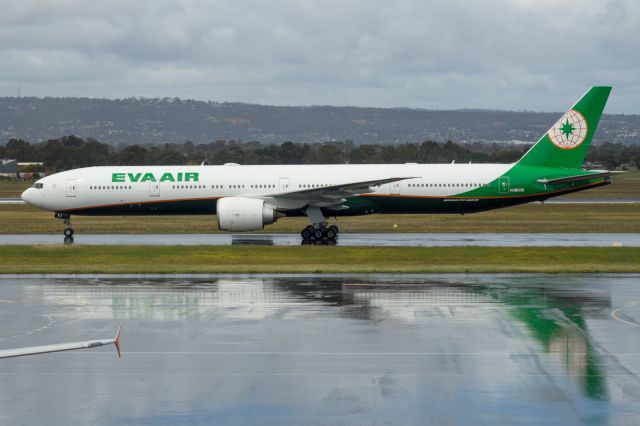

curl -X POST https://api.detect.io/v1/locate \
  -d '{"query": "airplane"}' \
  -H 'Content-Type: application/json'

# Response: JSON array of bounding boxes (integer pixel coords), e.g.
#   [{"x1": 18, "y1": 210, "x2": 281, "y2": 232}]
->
[
  {"x1": 0, "y1": 322, "x2": 122, "y2": 359},
  {"x1": 21, "y1": 86, "x2": 618, "y2": 243}
]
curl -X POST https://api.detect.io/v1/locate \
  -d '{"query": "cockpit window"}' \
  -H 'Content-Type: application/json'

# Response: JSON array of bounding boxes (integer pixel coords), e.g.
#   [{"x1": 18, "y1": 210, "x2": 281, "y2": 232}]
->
[{"x1": 31, "y1": 183, "x2": 43, "y2": 189}]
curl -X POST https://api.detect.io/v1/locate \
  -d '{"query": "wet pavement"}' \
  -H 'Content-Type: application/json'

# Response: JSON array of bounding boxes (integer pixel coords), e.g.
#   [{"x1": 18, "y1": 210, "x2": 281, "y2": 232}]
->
[
  {"x1": 0, "y1": 274, "x2": 639, "y2": 424},
  {"x1": 1, "y1": 232, "x2": 640, "y2": 247},
  {"x1": 0, "y1": 198, "x2": 25, "y2": 204},
  {"x1": 545, "y1": 198, "x2": 640, "y2": 204}
]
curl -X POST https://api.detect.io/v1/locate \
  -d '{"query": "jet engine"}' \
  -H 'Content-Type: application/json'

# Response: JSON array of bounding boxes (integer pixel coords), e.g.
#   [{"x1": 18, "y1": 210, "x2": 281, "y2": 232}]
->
[{"x1": 216, "y1": 197, "x2": 281, "y2": 231}]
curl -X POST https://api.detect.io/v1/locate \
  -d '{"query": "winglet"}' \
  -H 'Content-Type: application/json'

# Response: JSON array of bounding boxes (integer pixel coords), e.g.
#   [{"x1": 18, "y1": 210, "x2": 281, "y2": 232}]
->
[{"x1": 114, "y1": 321, "x2": 123, "y2": 358}]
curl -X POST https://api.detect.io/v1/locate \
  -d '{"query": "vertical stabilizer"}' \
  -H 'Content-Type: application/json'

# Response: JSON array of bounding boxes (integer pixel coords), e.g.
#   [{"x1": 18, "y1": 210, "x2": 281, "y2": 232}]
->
[{"x1": 517, "y1": 86, "x2": 611, "y2": 169}]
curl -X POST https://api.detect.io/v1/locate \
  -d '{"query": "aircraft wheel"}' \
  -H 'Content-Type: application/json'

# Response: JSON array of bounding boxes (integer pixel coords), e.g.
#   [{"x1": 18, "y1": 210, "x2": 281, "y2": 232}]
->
[
  {"x1": 325, "y1": 228, "x2": 337, "y2": 240},
  {"x1": 64, "y1": 227, "x2": 74, "y2": 237},
  {"x1": 301, "y1": 226, "x2": 313, "y2": 240},
  {"x1": 313, "y1": 227, "x2": 324, "y2": 240},
  {"x1": 64, "y1": 236, "x2": 74, "y2": 244},
  {"x1": 328, "y1": 225, "x2": 339, "y2": 235}
]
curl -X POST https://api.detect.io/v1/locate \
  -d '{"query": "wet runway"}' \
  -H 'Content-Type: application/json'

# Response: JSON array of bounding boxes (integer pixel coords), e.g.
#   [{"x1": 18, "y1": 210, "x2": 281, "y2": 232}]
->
[
  {"x1": 1, "y1": 232, "x2": 639, "y2": 247},
  {"x1": 0, "y1": 198, "x2": 25, "y2": 204},
  {"x1": 544, "y1": 198, "x2": 640, "y2": 204},
  {"x1": 0, "y1": 274, "x2": 639, "y2": 424}
]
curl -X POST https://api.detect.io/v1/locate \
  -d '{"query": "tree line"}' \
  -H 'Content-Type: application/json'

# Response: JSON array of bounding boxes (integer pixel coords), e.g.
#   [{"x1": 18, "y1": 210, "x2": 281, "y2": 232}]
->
[{"x1": 1, "y1": 136, "x2": 638, "y2": 174}]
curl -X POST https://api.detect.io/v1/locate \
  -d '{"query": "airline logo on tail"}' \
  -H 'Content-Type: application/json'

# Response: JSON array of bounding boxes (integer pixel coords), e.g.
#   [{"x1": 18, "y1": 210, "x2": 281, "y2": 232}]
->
[{"x1": 547, "y1": 109, "x2": 588, "y2": 150}]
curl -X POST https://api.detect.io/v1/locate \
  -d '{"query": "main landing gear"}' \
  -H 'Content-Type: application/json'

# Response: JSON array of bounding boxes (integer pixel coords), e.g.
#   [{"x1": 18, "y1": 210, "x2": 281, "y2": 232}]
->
[
  {"x1": 300, "y1": 206, "x2": 339, "y2": 244},
  {"x1": 55, "y1": 212, "x2": 74, "y2": 244},
  {"x1": 300, "y1": 224, "x2": 339, "y2": 243}
]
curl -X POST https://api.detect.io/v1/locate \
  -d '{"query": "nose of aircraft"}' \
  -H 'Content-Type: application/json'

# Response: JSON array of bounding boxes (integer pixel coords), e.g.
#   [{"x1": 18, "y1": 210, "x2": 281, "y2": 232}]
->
[
  {"x1": 21, "y1": 188, "x2": 33, "y2": 204},
  {"x1": 21, "y1": 187, "x2": 41, "y2": 208}
]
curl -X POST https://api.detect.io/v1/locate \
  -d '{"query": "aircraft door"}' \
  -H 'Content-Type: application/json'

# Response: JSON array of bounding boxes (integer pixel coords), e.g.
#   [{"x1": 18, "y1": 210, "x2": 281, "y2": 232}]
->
[
  {"x1": 66, "y1": 180, "x2": 77, "y2": 197},
  {"x1": 499, "y1": 177, "x2": 510, "y2": 194},
  {"x1": 149, "y1": 181, "x2": 160, "y2": 197},
  {"x1": 279, "y1": 178, "x2": 290, "y2": 192},
  {"x1": 390, "y1": 181, "x2": 401, "y2": 195}
]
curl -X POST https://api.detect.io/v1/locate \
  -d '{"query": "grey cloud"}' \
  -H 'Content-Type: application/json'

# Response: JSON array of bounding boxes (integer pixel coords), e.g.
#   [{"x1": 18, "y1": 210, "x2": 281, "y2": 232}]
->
[{"x1": 0, "y1": 0, "x2": 638, "y2": 113}]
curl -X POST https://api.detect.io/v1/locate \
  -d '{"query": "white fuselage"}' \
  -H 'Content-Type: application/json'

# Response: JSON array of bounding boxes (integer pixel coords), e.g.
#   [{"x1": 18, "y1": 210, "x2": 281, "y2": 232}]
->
[{"x1": 22, "y1": 163, "x2": 512, "y2": 214}]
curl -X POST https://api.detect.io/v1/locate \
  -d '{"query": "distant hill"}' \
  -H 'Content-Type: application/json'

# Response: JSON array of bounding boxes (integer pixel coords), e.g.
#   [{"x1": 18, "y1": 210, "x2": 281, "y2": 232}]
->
[{"x1": 1, "y1": 97, "x2": 638, "y2": 146}]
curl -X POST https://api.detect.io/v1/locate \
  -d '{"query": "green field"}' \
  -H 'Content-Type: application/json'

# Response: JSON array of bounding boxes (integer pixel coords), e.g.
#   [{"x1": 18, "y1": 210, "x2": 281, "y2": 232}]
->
[
  {"x1": 560, "y1": 169, "x2": 640, "y2": 198},
  {"x1": 0, "y1": 245, "x2": 638, "y2": 274},
  {"x1": 1, "y1": 203, "x2": 640, "y2": 234},
  {"x1": 0, "y1": 181, "x2": 30, "y2": 198}
]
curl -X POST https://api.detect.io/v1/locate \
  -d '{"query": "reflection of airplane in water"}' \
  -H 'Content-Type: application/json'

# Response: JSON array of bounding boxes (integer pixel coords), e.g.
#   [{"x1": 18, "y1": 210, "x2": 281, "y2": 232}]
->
[
  {"x1": 334, "y1": 279, "x2": 610, "y2": 401},
  {"x1": 238, "y1": 277, "x2": 611, "y2": 401},
  {"x1": 0, "y1": 322, "x2": 122, "y2": 359},
  {"x1": 29, "y1": 277, "x2": 610, "y2": 399}
]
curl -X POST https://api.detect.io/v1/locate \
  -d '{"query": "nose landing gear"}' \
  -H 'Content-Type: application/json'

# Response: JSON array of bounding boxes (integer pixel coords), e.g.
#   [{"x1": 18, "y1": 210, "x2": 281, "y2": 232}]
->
[{"x1": 55, "y1": 212, "x2": 74, "y2": 244}]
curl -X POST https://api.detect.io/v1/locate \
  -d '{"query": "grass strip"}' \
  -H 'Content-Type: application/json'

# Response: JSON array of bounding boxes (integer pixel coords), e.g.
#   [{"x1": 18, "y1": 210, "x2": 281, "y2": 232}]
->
[
  {"x1": 2, "y1": 203, "x2": 640, "y2": 234},
  {"x1": 0, "y1": 245, "x2": 638, "y2": 274}
]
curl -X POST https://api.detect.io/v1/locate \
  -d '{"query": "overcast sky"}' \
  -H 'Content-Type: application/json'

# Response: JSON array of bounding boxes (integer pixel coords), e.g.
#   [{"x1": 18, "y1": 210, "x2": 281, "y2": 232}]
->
[{"x1": 0, "y1": 0, "x2": 638, "y2": 113}]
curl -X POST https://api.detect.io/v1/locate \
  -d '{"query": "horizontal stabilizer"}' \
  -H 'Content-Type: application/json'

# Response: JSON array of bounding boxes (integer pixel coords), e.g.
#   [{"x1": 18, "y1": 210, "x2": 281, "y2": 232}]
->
[{"x1": 537, "y1": 170, "x2": 624, "y2": 185}]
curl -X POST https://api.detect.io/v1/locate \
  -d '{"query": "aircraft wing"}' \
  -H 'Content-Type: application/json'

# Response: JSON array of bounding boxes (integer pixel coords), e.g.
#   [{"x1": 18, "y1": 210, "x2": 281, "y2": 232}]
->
[
  {"x1": 273, "y1": 176, "x2": 416, "y2": 201},
  {"x1": 537, "y1": 170, "x2": 625, "y2": 185},
  {"x1": 0, "y1": 322, "x2": 122, "y2": 359}
]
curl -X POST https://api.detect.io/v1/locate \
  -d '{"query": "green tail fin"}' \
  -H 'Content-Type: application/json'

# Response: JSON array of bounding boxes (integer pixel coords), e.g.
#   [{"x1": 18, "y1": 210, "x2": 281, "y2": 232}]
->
[{"x1": 517, "y1": 86, "x2": 611, "y2": 169}]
